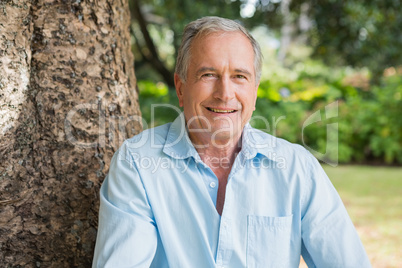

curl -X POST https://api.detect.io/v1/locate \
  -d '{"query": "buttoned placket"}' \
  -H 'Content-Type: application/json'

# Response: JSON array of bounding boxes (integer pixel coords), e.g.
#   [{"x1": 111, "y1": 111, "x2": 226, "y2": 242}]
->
[
  {"x1": 215, "y1": 210, "x2": 233, "y2": 267},
  {"x1": 194, "y1": 157, "x2": 234, "y2": 267},
  {"x1": 192, "y1": 158, "x2": 231, "y2": 267},
  {"x1": 194, "y1": 158, "x2": 219, "y2": 207},
  {"x1": 189, "y1": 145, "x2": 250, "y2": 267},
  {"x1": 215, "y1": 153, "x2": 246, "y2": 267}
]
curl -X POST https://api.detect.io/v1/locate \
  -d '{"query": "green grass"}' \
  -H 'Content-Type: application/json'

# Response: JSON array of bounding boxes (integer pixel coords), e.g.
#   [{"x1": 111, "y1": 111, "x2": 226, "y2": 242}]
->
[{"x1": 324, "y1": 165, "x2": 402, "y2": 267}]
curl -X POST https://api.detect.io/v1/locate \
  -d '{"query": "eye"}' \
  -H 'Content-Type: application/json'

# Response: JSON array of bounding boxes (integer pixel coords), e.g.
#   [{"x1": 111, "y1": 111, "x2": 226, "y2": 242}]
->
[
  {"x1": 235, "y1": 74, "x2": 246, "y2": 79},
  {"x1": 202, "y1": 73, "x2": 214, "y2": 77}
]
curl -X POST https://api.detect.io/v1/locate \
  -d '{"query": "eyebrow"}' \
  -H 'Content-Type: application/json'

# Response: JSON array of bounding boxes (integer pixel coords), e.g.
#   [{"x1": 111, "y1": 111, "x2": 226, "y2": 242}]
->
[
  {"x1": 195, "y1": 67, "x2": 253, "y2": 77},
  {"x1": 234, "y1": 68, "x2": 252, "y2": 77},
  {"x1": 195, "y1": 67, "x2": 217, "y2": 77}
]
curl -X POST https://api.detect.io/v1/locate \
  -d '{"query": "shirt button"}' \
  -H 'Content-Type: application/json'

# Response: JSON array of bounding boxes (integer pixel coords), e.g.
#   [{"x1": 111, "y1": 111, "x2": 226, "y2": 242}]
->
[{"x1": 209, "y1": 182, "x2": 216, "y2": 188}]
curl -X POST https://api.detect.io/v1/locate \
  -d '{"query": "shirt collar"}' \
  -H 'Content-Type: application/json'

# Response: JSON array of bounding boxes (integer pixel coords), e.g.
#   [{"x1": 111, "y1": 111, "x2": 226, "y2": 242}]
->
[
  {"x1": 241, "y1": 123, "x2": 276, "y2": 161},
  {"x1": 163, "y1": 113, "x2": 200, "y2": 160},
  {"x1": 163, "y1": 114, "x2": 277, "y2": 162}
]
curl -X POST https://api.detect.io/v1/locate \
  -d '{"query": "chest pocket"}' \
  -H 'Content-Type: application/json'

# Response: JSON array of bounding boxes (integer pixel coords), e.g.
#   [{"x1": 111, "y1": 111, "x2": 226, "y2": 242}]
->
[{"x1": 246, "y1": 215, "x2": 293, "y2": 268}]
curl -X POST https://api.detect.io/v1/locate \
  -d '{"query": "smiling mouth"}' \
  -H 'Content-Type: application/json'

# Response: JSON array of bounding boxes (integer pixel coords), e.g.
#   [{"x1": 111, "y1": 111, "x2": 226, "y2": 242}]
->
[{"x1": 206, "y1": 107, "x2": 236, "y2": 113}]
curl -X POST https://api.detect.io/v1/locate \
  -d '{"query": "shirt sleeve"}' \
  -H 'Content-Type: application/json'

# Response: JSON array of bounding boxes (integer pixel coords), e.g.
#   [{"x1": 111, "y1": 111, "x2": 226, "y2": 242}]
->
[
  {"x1": 300, "y1": 154, "x2": 371, "y2": 268},
  {"x1": 92, "y1": 143, "x2": 158, "y2": 268}
]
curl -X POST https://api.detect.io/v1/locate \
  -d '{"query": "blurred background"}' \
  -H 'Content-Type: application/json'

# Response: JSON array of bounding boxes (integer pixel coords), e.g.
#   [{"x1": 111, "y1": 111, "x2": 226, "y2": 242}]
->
[{"x1": 128, "y1": 0, "x2": 401, "y2": 266}]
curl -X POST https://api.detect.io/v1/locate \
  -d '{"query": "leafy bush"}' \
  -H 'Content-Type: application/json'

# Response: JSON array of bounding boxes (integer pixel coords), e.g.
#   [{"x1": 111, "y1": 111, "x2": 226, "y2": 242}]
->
[
  {"x1": 341, "y1": 75, "x2": 402, "y2": 164},
  {"x1": 138, "y1": 84, "x2": 180, "y2": 128},
  {"x1": 137, "y1": 71, "x2": 402, "y2": 165}
]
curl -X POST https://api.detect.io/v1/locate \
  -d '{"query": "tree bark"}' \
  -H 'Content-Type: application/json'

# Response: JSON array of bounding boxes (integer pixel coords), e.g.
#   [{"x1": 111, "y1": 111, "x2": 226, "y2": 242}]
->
[{"x1": 0, "y1": 0, "x2": 141, "y2": 267}]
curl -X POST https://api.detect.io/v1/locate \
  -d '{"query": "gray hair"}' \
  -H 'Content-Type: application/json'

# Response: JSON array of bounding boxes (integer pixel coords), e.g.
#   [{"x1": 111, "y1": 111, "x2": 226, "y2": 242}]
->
[{"x1": 175, "y1": 16, "x2": 263, "y2": 84}]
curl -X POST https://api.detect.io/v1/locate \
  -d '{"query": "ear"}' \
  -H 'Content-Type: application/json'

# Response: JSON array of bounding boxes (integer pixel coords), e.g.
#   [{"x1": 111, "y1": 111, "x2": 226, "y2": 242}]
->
[{"x1": 174, "y1": 73, "x2": 184, "y2": 107}]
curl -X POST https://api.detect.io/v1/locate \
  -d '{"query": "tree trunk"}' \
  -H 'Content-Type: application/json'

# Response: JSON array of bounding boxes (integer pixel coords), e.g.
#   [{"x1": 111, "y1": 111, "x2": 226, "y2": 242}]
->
[
  {"x1": 277, "y1": 0, "x2": 293, "y2": 64},
  {"x1": 130, "y1": 0, "x2": 175, "y2": 88},
  {"x1": 0, "y1": 0, "x2": 141, "y2": 267}
]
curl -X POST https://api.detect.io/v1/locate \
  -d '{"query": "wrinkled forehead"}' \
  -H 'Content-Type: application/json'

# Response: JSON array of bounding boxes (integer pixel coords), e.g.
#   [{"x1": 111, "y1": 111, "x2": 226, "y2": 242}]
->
[
  {"x1": 188, "y1": 31, "x2": 256, "y2": 74},
  {"x1": 192, "y1": 29, "x2": 250, "y2": 47},
  {"x1": 190, "y1": 30, "x2": 255, "y2": 59}
]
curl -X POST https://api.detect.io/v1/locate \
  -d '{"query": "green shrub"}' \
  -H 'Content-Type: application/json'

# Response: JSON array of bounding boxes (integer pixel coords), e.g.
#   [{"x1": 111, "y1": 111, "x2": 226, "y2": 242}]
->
[{"x1": 137, "y1": 72, "x2": 402, "y2": 165}]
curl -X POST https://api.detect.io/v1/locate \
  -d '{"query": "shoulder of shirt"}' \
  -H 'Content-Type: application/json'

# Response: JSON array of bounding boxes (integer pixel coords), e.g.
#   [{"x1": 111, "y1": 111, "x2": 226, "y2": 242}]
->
[
  {"x1": 115, "y1": 123, "x2": 172, "y2": 159},
  {"x1": 126, "y1": 123, "x2": 171, "y2": 145},
  {"x1": 249, "y1": 128, "x2": 321, "y2": 185},
  {"x1": 249, "y1": 127, "x2": 315, "y2": 161}
]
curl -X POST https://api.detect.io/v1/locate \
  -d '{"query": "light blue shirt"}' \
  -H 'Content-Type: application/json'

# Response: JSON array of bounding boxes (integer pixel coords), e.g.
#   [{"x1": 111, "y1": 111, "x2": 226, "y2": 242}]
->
[{"x1": 92, "y1": 114, "x2": 370, "y2": 268}]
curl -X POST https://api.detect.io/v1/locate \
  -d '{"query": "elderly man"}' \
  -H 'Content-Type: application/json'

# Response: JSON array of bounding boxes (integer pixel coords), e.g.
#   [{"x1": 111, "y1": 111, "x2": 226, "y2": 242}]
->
[{"x1": 92, "y1": 17, "x2": 370, "y2": 267}]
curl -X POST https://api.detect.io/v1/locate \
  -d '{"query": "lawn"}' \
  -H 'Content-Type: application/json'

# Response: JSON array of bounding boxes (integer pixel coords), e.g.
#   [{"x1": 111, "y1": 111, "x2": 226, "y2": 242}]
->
[{"x1": 322, "y1": 165, "x2": 402, "y2": 268}]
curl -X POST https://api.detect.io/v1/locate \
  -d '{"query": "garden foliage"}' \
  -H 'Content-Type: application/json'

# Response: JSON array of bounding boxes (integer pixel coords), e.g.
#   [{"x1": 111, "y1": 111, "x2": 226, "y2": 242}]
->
[{"x1": 138, "y1": 64, "x2": 402, "y2": 165}]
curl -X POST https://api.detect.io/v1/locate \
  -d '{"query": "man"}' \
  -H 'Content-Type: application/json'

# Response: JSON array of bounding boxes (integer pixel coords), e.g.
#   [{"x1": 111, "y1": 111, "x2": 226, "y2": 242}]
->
[{"x1": 92, "y1": 17, "x2": 370, "y2": 267}]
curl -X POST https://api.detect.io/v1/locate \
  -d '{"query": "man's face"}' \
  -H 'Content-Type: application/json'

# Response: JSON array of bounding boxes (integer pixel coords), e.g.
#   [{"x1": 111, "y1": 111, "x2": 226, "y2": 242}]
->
[{"x1": 175, "y1": 31, "x2": 259, "y2": 144}]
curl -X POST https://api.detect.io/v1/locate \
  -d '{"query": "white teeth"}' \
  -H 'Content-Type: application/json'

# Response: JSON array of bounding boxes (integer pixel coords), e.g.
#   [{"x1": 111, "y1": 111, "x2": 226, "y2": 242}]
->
[{"x1": 209, "y1": 108, "x2": 235, "y2": 113}]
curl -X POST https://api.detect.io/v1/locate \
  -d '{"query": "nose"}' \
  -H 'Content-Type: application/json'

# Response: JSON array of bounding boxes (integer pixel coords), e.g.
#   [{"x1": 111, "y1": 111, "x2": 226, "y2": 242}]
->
[{"x1": 213, "y1": 76, "x2": 235, "y2": 101}]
